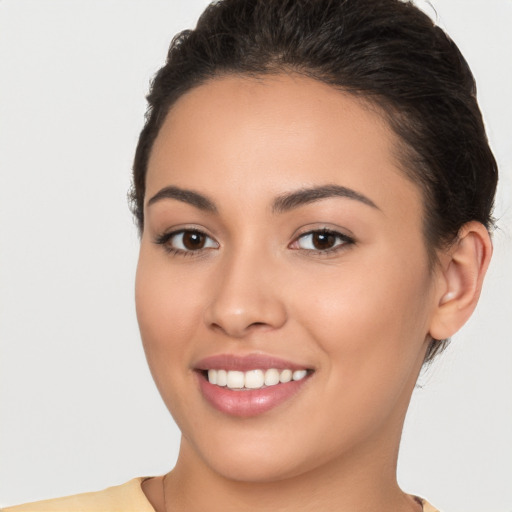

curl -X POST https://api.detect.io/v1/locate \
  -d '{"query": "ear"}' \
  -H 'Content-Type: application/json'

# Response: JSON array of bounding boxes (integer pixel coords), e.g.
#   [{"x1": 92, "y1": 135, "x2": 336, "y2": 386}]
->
[{"x1": 429, "y1": 221, "x2": 493, "y2": 341}]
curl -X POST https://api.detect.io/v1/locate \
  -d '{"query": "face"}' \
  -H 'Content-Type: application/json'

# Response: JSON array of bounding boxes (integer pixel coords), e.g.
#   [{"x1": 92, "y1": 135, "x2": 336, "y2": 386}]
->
[{"x1": 136, "y1": 74, "x2": 439, "y2": 482}]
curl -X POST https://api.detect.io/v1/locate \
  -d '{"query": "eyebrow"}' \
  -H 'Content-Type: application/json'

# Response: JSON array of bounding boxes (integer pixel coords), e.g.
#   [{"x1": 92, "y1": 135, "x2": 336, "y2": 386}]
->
[
  {"x1": 147, "y1": 185, "x2": 217, "y2": 213},
  {"x1": 146, "y1": 183, "x2": 378, "y2": 215},
  {"x1": 272, "y1": 184, "x2": 379, "y2": 213}
]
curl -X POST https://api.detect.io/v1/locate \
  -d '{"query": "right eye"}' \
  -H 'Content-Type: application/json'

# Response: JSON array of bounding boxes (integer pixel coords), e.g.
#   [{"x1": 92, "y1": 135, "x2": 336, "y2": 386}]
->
[
  {"x1": 155, "y1": 229, "x2": 219, "y2": 255},
  {"x1": 289, "y1": 228, "x2": 354, "y2": 254}
]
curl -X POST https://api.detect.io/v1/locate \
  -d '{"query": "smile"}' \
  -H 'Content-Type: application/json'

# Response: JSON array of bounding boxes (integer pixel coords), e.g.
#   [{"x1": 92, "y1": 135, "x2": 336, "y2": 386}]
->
[
  {"x1": 195, "y1": 354, "x2": 314, "y2": 417},
  {"x1": 206, "y1": 368, "x2": 309, "y2": 390}
]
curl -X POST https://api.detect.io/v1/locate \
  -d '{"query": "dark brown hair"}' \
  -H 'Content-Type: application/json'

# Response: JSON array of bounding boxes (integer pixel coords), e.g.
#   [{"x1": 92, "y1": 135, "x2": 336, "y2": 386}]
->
[{"x1": 130, "y1": 0, "x2": 497, "y2": 362}]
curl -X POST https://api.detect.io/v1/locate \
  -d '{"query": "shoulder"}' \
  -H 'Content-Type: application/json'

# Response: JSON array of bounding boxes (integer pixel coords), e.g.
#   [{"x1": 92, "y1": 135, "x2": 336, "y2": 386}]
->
[
  {"x1": 417, "y1": 496, "x2": 442, "y2": 512},
  {"x1": 2, "y1": 478, "x2": 155, "y2": 512}
]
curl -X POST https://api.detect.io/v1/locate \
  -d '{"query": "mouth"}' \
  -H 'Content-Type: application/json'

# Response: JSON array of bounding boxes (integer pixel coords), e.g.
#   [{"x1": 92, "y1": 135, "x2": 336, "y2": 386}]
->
[
  {"x1": 194, "y1": 354, "x2": 314, "y2": 417},
  {"x1": 200, "y1": 368, "x2": 310, "y2": 390}
]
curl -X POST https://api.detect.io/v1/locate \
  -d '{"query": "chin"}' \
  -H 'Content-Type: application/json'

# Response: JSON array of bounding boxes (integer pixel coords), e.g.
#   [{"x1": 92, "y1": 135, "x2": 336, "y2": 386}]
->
[
  {"x1": 204, "y1": 453, "x2": 311, "y2": 484},
  {"x1": 185, "y1": 426, "x2": 329, "y2": 484}
]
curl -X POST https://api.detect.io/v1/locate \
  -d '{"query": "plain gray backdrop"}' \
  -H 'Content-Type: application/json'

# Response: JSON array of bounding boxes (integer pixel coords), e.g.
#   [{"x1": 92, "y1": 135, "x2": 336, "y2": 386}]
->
[{"x1": 1, "y1": 1, "x2": 511, "y2": 510}]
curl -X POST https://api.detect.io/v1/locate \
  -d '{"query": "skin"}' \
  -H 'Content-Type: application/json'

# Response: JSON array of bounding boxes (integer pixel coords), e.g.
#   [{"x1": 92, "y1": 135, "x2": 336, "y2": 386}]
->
[{"x1": 136, "y1": 74, "x2": 491, "y2": 512}]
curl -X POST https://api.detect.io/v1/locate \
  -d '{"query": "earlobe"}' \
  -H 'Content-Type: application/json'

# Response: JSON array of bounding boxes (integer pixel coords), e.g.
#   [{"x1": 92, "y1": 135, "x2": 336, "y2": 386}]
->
[{"x1": 429, "y1": 221, "x2": 493, "y2": 340}]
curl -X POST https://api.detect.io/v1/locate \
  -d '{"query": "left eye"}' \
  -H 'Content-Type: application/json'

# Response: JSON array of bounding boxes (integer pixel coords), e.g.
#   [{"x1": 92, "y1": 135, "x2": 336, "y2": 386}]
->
[
  {"x1": 165, "y1": 230, "x2": 218, "y2": 252},
  {"x1": 292, "y1": 230, "x2": 352, "y2": 251}
]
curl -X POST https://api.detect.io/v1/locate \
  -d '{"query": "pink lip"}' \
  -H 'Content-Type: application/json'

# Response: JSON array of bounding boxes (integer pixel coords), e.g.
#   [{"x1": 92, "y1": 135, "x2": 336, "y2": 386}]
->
[
  {"x1": 193, "y1": 353, "x2": 314, "y2": 417},
  {"x1": 194, "y1": 353, "x2": 310, "y2": 372},
  {"x1": 197, "y1": 374, "x2": 311, "y2": 417}
]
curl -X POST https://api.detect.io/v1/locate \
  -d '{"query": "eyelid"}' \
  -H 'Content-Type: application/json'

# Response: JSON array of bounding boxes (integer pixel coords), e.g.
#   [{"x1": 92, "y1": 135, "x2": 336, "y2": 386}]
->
[
  {"x1": 290, "y1": 222, "x2": 355, "y2": 239},
  {"x1": 154, "y1": 226, "x2": 220, "y2": 256},
  {"x1": 288, "y1": 227, "x2": 355, "y2": 253}
]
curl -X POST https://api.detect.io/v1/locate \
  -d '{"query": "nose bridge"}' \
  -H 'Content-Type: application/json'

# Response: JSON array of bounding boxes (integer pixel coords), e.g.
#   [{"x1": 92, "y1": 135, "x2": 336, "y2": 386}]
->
[{"x1": 204, "y1": 239, "x2": 287, "y2": 337}]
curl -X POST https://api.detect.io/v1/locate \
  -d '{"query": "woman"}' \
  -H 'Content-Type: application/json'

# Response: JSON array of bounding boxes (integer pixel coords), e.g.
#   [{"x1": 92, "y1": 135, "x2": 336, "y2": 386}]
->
[{"x1": 1, "y1": 0, "x2": 505, "y2": 511}]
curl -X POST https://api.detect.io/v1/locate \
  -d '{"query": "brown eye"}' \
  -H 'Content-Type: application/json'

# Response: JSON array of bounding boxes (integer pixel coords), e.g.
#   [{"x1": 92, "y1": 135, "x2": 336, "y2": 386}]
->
[
  {"x1": 292, "y1": 229, "x2": 353, "y2": 253},
  {"x1": 162, "y1": 230, "x2": 219, "y2": 253},
  {"x1": 182, "y1": 231, "x2": 206, "y2": 250},
  {"x1": 311, "y1": 232, "x2": 336, "y2": 250}
]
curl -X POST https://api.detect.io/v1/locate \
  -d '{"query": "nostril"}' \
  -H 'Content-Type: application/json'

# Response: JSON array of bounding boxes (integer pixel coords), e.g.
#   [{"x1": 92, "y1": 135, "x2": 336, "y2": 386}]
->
[
  {"x1": 204, "y1": 293, "x2": 288, "y2": 338},
  {"x1": 249, "y1": 322, "x2": 267, "y2": 328}
]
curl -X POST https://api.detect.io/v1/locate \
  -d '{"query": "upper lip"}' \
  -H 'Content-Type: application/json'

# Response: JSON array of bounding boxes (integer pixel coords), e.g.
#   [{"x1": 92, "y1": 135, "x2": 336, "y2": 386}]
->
[{"x1": 194, "y1": 353, "x2": 313, "y2": 372}]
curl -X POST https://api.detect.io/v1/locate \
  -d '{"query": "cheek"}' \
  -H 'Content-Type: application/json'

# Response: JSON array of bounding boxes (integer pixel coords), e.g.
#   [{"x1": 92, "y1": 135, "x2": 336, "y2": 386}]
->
[
  {"x1": 285, "y1": 257, "x2": 433, "y2": 450},
  {"x1": 289, "y1": 248, "x2": 433, "y2": 382},
  {"x1": 134, "y1": 246, "x2": 205, "y2": 391},
  {"x1": 136, "y1": 240, "x2": 208, "y2": 329}
]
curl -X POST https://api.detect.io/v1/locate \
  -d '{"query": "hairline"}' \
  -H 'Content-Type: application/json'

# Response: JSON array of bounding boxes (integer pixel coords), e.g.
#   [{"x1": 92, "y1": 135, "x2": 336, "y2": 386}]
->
[{"x1": 136, "y1": 69, "x2": 449, "y2": 270}]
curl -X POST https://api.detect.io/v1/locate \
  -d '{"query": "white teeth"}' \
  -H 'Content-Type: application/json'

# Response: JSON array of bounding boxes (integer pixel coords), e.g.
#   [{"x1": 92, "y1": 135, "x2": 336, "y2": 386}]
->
[
  {"x1": 206, "y1": 368, "x2": 308, "y2": 389},
  {"x1": 279, "y1": 369, "x2": 292, "y2": 383},
  {"x1": 207, "y1": 369, "x2": 217, "y2": 385},
  {"x1": 226, "y1": 370, "x2": 245, "y2": 389},
  {"x1": 264, "y1": 368, "x2": 280, "y2": 386},
  {"x1": 244, "y1": 370, "x2": 265, "y2": 389},
  {"x1": 292, "y1": 370, "x2": 307, "y2": 381},
  {"x1": 216, "y1": 369, "x2": 227, "y2": 386}
]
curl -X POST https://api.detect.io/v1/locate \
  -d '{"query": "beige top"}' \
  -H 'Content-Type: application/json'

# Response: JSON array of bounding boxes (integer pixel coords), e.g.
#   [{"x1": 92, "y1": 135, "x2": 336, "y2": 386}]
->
[{"x1": 2, "y1": 477, "x2": 440, "y2": 512}]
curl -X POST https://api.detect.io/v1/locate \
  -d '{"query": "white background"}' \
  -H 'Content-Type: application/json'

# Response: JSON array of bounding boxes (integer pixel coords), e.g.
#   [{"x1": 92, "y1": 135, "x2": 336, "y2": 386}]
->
[{"x1": 0, "y1": 1, "x2": 511, "y2": 510}]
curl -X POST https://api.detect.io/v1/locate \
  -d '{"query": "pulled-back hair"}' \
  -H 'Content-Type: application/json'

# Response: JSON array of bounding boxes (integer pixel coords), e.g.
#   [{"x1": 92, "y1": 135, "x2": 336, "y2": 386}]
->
[{"x1": 131, "y1": 0, "x2": 497, "y2": 362}]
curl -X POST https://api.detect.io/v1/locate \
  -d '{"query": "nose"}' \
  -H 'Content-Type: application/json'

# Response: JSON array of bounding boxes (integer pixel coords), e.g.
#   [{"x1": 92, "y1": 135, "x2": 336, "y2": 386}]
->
[{"x1": 203, "y1": 249, "x2": 287, "y2": 338}]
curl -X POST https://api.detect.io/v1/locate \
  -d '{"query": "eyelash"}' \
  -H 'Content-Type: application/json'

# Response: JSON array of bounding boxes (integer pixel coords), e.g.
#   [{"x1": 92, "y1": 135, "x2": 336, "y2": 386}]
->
[
  {"x1": 154, "y1": 228, "x2": 354, "y2": 257},
  {"x1": 289, "y1": 228, "x2": 354, "y2": 255},
  {"x1": 154, "y1": 229, "x2": 218, "y2": 257}
]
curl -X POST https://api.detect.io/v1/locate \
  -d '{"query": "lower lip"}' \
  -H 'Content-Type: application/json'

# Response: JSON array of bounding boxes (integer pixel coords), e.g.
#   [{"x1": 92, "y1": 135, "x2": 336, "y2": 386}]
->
[{"x1": 197, "y1": 373, "x2": 311, "y2": 417}]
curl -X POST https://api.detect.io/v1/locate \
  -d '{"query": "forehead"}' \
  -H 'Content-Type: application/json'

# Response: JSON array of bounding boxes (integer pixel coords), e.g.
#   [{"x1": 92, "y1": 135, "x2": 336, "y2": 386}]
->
[{"x1": 146, "y1": 73, "x2": 422, "y2": 218}]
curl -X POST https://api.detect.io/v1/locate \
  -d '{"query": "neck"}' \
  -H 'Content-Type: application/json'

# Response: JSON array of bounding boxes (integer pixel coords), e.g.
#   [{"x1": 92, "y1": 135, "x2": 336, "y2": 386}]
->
[{"x1": 163, "y1": 428, "x2": 419, "y2": 512}]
